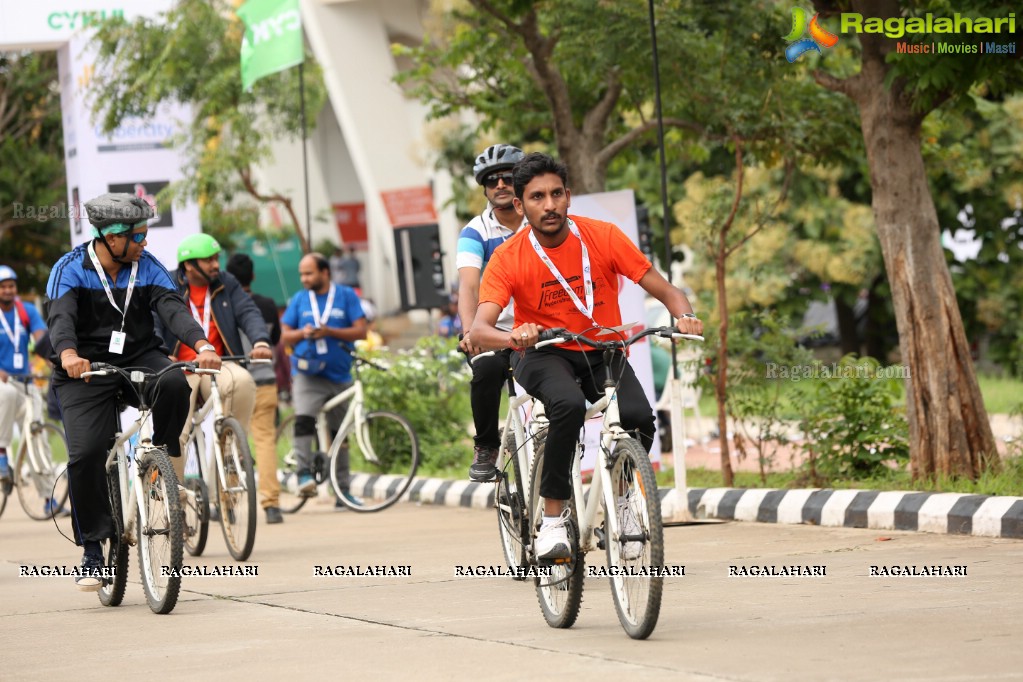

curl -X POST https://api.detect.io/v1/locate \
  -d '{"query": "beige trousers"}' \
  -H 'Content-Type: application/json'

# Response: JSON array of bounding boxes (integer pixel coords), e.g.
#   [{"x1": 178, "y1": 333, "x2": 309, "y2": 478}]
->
[{"x1": 252, "y1": 383, "x2": 280, "y2": 508}]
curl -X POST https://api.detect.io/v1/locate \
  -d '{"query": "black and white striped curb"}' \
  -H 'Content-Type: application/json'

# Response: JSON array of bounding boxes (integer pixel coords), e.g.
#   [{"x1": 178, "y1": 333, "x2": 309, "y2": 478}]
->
[{"x1": 349, "y1": 474, "x2": 1023, "y2": 539}]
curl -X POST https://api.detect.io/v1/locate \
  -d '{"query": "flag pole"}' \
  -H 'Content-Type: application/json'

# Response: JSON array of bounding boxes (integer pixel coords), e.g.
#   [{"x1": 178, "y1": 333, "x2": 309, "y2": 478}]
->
[{"x1": 299, "y1": 61, "x2": 312, "y2": 252}]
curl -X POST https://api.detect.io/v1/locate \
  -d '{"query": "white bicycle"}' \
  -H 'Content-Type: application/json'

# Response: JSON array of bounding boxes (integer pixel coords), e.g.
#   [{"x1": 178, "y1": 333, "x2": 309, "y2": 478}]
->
[
  {"x1": 525, "y1": 326, "x2": 702, "y2": 639},
  {"x1": 83, "y1": 361, "x2": 216, "y2": 615},
  {"x1": 181, "y1": 356, "x2": 267, "y2": 561},
  {"x1": 0, "y1": 374, "x2": 69, "y2": 521}
]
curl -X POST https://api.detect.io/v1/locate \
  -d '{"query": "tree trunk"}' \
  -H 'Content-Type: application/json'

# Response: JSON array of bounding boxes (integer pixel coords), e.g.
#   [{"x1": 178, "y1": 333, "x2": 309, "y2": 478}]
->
[
  {"x1": 834, "y1": 292, "x2": 860, "y2": 356},
  {"x1": 823, "y1": 6, "x2": 998, "y2": 478},
  {"x1": 864, "y1": 274, "x2": 891, "y2": 360},
  {"x1": 714, "y1": 240, "x2": 734, "y2": 487}
]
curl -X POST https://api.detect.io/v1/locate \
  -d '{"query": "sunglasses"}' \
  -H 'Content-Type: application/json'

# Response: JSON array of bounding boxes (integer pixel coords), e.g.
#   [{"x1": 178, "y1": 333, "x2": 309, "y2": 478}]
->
[
  {"x1": 127, "y1": 231, "x2": 148, "y2": 244},
  {"x1": 483, "y1": 172, "x2": 514, "y2": 189}
]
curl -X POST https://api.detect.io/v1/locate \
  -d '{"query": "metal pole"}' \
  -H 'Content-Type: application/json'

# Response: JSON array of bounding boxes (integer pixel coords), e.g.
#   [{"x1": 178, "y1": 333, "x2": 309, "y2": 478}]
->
[
  {"x1": 647, "y1": 0, "x2": 672, "y2": 270},
  {"x1": 299, "y1": 62, "x2": 312, "y2": 252}
]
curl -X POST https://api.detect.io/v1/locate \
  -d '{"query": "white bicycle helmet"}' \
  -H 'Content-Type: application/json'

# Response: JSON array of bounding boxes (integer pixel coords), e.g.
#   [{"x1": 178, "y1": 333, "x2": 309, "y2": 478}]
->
[{"x1": 472, "y1": 144, "x2": 524, "y2": 185}]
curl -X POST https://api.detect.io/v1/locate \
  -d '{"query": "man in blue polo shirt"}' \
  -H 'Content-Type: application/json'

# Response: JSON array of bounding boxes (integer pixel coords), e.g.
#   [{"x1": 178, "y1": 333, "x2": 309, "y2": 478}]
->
[
  {"x1": 0, "y1": 265, "x2": 47, "y2": 493},
  {"x1": 281, "y1": 252, "x2": 366, "y2": 500}
]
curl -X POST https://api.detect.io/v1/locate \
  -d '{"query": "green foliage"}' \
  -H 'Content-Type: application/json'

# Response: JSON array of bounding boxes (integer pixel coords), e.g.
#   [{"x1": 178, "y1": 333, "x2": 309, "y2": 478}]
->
[
  {"x1": 0, "y1": 52, "x2": 69, "y2": 293},
  {"x1": 798, "y1": 354, "x2": 910, "y2": 482},
  {"x1": 726, "y1": 310, "x2": 816, "y2": 482},
  {"x1": 86, "y1": 0, "x2": 326, "y2": 241},
  {"x1": 357, "y1": 336, "x2": 472, "y2": 473}
]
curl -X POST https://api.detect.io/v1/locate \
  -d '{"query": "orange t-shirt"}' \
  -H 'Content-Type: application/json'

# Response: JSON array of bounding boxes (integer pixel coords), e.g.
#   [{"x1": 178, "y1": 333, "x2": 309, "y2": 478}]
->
[
  {"x1": 479, "y1": 215, "x2": 651, "y2": 350},
  {"x1": 177, "y1": 285, "x2": 223, "y2": 361}
]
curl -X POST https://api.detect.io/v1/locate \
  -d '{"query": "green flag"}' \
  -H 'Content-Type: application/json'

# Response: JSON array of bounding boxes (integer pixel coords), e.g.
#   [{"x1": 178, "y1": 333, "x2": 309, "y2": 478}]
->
[{"x1": 237, "y1": 0, "x2": 304, "y2": 91}]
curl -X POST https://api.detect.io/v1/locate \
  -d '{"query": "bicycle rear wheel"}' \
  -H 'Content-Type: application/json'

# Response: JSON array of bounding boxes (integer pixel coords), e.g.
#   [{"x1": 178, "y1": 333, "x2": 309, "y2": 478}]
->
[
  {"x1": 15, "y1": 422, "x2": 69, "y2": 521},
  {"x1": 331, "y1": 411, "x2": 419, "y2": 513},
  {"x1": 217, "y1": 418, "x2": 257, "y2": 561},
  {"x1": 496, "y1": 428, "x2": 530, "y2": 579},
  {"x1": 136, "y1": 448, "x2": 183, "y2": 614},
  {"x1": 604, "y1": 437, "x2": 664, "y2": 640},
  {"x1": 275, "y1": 414, "x2": 310, "y2": 514},
  {"x1": 529, "y1": 439, "x2": 584, "y2": 629},
  {"x1": 99, "y1": 464, "x2": 128, "y2": 607}
]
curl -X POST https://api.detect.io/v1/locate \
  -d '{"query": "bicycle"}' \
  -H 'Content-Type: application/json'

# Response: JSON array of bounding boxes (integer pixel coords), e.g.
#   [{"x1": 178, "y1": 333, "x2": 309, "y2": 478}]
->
[
  {"x1": 524, "y1": 325, "x2": 702, "y2": 640},
  {"x1": 0, "y1": 374, "x2": 69, "y2": 521},
  {"x1": 181, "y1": 356, "x2": 266, "y2": 561},
  {"x1": 82, "y1": 361, "x2": 213, "y2": 615},
  {"x1": 275, "y1": 354, "x2": 420, "y2": 513},
  {"x1": 467, "y1": 351, "x2": 548, "y2": 580}
]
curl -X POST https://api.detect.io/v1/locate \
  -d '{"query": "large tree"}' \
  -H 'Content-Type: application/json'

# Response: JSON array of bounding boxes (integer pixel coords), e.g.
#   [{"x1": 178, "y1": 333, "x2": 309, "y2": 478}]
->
[
  {"x1": 813, "y1": 0, "x2": 1022, "y2": 478},
  {"x1": 87, "y1": 0, "x2": 326, "y2": 253}
]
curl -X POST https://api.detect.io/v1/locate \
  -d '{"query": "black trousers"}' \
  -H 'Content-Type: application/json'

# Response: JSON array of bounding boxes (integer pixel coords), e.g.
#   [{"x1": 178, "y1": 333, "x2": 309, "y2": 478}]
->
[
  {"x1": 515, "y1": 347, "x2": 655, "y2": 501},
  {"x1": 469, "y1": 348, "x2": 513, "y2": 450},
  {"x1": 54, "y1": 350, "x2": 190, "y2": 545}
]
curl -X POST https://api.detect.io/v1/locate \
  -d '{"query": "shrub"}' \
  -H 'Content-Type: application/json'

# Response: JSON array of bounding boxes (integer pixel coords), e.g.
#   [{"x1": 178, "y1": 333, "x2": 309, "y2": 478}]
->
[
  {"x1": 798, "y1": 354, "x2": 909, "y2": 483},
  {"x1": 357, "y1": 336, "x2": 472, "y2": 474}
]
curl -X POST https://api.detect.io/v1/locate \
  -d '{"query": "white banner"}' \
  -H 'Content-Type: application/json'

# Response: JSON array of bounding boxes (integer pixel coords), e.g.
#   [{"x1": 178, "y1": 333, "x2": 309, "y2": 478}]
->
[
  {"x1": 58, "y1": 29, "x2": 199, "y2": 268},
  {"x1": 0, "y1": 1, "x2": 174, "y2": 50},
  {"x1": 569, "y1": 190, "x2": 661, "y2": 471}
]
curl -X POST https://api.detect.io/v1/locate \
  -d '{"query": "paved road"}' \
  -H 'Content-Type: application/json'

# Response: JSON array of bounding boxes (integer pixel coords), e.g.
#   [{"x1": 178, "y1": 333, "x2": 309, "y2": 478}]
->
[{"x1": 2, "y1": 497, "x2": 1021, "y2": 681}]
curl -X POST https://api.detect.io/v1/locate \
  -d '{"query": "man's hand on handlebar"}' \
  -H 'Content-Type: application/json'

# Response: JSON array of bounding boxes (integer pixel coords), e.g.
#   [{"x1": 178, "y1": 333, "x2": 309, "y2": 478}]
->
[
  {"x1": 250, "y1": 343, "x2": 273, "y2": 361},
  {"x1": 458, "y1": 333, "x2": 485, "y2": 357},
  {"x1": 510, "y1": 323, "x2": 544, "y2": 349},
  {"x1": 675, "y1": 314, "x2": 703, "y2": 336},
  {"x1": 62, "y1": 351, "x2": 92, "y2": 381},
  {"x1": 196, "y1": 348, "x2": 222, "y2": 372}
]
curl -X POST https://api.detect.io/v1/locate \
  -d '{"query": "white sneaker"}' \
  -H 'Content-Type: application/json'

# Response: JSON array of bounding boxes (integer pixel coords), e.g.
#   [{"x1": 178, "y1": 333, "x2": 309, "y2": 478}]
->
[
  {"x1": 535, "y1": 508, "x2": 572, "y2": 560},
  {"x1": 617, "y1": 496, "x2": 645, "y2": 561}
]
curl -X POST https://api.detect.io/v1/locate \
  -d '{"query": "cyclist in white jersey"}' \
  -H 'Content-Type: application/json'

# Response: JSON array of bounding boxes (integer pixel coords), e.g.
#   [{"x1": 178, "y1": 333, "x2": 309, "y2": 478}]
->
[{"x1": 457, "y1": 144, "x2": 525, "y2": 481}]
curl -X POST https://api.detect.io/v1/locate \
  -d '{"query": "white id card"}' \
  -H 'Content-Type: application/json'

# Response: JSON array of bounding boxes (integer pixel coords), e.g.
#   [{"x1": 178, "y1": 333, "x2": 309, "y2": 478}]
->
[
  {"x1": 12, "y1": 353, "x2": 24, "y2": 370},
  {"x1": 315, "y1": 339, "x2": 328, "y2": 355},
  {"x1": 109, "y1": 331, "x2": 126, "y2": 354}
]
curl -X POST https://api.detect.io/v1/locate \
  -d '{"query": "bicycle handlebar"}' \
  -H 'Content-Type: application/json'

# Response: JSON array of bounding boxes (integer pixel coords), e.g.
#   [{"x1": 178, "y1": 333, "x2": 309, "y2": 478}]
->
[
  {"x1": 220, "y1": 356, "x2": 272, "y2": 365},
  {"x1": 82, "y1": 361, "x2": 218, "y2": 381},
  {"x1": 536, "y1": 326, "x2": 704, "y2": 350}
]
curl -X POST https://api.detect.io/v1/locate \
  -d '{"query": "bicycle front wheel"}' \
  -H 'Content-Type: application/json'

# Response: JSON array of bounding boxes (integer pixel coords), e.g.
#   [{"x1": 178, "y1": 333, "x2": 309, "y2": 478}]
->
[
  {"x1": 99, "y1": 464, "x2": 128, "y2": 607},
  {"x1": 331, "y1": 411, "x2": 419, "y2": 513},
  {"x1": 529, "y1": 438, "x2": 584, "y2": 629},
  {"x1": 15, "y1": 422, "x2": 70, "y2": 521},
  {"x1": 604, "y1": 437, "x2": 664, "y2": 640},
  {"x1": 275, "y1": 414, "x2": 310, "y2": 514},
  {"x1": 217, "y1": 418, "x2": 257, "y2": 561},
  {"x1": 136, "y1": 449, "x2": 183, "y2": 614}
]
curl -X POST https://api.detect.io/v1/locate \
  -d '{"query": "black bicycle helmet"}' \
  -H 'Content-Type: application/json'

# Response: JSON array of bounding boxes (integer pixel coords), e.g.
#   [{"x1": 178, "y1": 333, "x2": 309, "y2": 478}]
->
[
  {"x1": 472, "y1": 144, "x2": 524, "y2": 185},
  {"x1": 85, "y1": 193, "x2": 154, "y2": 236}
]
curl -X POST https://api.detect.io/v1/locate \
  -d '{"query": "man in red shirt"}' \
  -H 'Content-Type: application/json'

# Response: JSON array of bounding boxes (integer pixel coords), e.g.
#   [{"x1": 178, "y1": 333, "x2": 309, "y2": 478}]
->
[
  {"x1": 470, "y1": 153, "x2": 703, "y2": 560},
  {"x1": 156, "y1": 234, "x2": 273, "y2": 500}
]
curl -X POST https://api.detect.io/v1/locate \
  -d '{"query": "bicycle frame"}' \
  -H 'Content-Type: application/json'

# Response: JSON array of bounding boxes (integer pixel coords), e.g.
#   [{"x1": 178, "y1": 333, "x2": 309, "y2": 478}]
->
[
  {"x1": 185, "y1": 377, "x2": 236, "y2": 501},
  {"x1": 104, "y1": 411, "x2": 155, "y2": 547},
  {"x1": 318, "y1": 380, "x2": 371, "y2": 461}
]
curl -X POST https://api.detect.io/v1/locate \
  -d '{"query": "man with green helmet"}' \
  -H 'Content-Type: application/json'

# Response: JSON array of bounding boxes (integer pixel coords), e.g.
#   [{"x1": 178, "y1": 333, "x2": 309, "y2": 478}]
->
[
  {"x1": 156, "y1": 233, "x2": 275, "y2": 519},
  {"x1": 46, "y1": 192, "x2": 221, "y2": 591}
]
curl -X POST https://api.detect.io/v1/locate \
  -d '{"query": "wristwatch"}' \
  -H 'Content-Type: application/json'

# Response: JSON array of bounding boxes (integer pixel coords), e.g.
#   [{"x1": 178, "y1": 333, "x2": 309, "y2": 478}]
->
[
  {"x1": 197, "y1": 343, "x2": 216, "y2": 354},
  {"x1": 679, "y1": 313, "x2": 698, "y2": 320}
]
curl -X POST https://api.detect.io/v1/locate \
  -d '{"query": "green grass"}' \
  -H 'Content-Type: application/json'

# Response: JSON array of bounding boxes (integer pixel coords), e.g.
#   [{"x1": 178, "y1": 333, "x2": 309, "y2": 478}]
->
[{"x1": 692, "y1": 372, "x2": 1023, "y2": 420}]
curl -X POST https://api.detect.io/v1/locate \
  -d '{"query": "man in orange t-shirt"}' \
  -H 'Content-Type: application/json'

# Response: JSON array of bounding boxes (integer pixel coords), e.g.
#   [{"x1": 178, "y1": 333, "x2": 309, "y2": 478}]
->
[{"x1": 471, "y1": 152, "x2": 703, "y2": 561}]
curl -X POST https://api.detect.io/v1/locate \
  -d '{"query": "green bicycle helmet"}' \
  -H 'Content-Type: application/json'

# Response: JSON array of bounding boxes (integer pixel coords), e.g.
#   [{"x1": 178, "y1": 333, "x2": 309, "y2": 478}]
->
[{"x1": 177, "y1": 233, "x2": 222, "y2": 262}]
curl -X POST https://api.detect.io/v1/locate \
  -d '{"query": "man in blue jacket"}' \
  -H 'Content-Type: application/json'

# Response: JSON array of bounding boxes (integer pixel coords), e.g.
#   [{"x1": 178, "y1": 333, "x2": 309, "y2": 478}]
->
[
  {"x1": 155, "y1": 234, "x2": 272, "y2": 489},
  {"x1": 47, "y1": 193, "x2": 221, "y2": 590}
]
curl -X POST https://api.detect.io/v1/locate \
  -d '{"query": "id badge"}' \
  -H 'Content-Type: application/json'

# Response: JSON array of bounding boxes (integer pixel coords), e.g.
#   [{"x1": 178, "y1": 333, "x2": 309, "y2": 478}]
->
[
  {"x1": 315, "y1": 339, "x2": 328, "y2": 355},
  {"x1": 12, "y1": 353, "x2": 24, "y2": 370},
  {"x1": 109, "y1": 331, "x2": 126, "y2": 354}
]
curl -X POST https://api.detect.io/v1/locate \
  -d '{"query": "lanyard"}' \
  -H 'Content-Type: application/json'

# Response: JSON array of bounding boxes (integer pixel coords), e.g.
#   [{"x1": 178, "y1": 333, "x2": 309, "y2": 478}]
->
[
  {"x1": 188, "y1": 287, "x2": 212, "y2": 336},
  {"x1": 87, "y1": 242, "x2": 138, "y2": 332},
  {"x1": 308, "y1": 284, "x2": 336, "y2": 328},
  {"x1": 0, "y1": 307, "x2": 20, "y2": 350},
  {"x1": 528, "y1": 218, "x2": 594, "y2": 322}
]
